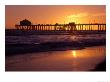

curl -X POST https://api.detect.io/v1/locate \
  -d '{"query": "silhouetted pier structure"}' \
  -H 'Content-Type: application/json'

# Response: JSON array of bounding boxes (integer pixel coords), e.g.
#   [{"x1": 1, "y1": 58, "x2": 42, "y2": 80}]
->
[
  {"x1": 15, "y1": 19, "x2": 106, "y2": 34},
  {"x1": 15, "y1": 23, "x2": 106, "y2": 31}
]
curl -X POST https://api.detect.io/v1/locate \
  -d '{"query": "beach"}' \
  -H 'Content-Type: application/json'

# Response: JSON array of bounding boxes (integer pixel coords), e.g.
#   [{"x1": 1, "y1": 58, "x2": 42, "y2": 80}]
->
[
  {"x1": 5, "y1": 45, "x2": 106, "y2": 71},
  {"x1": 5, "y1": 30, "x2": 106, "y2": 71}
]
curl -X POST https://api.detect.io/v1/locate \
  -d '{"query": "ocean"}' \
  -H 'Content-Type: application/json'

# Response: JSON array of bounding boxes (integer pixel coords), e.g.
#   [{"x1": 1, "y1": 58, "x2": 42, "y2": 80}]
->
[{"x1": 5, "y1": 30, "x2": 106, "y2": 71}]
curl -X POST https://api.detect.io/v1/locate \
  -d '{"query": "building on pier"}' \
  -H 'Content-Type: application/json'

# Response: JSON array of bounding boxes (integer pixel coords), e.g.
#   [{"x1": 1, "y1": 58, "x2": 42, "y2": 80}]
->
[{"x1": 20, "y1": 19, "x2": 32, "y2": 26}]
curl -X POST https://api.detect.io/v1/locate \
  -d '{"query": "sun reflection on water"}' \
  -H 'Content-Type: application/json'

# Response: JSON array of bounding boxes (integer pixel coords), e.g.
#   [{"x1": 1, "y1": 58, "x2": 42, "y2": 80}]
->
[{"x1": 72, "y1": 50, "x2": 77, "y2": 58}]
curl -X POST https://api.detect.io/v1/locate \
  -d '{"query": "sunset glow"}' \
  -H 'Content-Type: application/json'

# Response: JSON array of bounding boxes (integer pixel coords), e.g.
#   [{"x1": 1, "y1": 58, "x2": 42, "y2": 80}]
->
[{"x1": 5, "y1": 5, "x2": 106, "y2": 29}]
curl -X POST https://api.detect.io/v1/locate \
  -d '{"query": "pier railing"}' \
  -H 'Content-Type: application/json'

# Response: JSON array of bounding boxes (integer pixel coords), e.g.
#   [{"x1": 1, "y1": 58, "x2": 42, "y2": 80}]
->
[
  {"x1": 15, "y1": 23, "x2": 106, "y2": 35},
  {"x1": 15, "y1": 23, "x2": 106, "y2": 31}
]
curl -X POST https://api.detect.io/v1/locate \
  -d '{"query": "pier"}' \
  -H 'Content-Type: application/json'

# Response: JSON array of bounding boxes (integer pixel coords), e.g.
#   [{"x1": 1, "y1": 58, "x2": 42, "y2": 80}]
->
[
  {"x1": 15, "y1": 19, "x2": 106, "y2": 35},
  {"x1": 15, "y1": 23, "x2": 106, "y2": 31}
]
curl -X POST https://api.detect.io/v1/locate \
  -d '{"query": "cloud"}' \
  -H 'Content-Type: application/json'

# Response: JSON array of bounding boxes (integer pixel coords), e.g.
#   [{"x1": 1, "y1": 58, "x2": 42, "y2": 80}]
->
[
  {"x1": 67, "y1": 13, "x2": 89, "y2": 18},
  {"x1": 67, "y1": 13, "x2": 105, "y2": 18},
  {"x1": 92, "y1": 13, "x2": 106, "y2": 17}
]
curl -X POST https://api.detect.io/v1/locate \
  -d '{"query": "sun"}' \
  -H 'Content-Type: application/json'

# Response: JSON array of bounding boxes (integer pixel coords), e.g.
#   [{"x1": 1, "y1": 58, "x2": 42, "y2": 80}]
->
[
  {"x1": 65, "y1": 13, "x2": 89, "y2": 24},
  {"x1": 65, "y1": 15, "x2": 80, "y2": 24}
]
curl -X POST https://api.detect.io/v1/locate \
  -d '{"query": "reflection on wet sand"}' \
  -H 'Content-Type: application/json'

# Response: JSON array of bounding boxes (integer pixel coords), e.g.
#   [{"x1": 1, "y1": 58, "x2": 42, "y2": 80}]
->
[
  {"x1": 71, "y1": 46, "x2": 105, "y2": 71},
  {"x1": 5, "y1": 46, "x2": 105, "y2": 71},
  {"x1": 72, "y1": 51, "x2": 77, "y2": 58}
]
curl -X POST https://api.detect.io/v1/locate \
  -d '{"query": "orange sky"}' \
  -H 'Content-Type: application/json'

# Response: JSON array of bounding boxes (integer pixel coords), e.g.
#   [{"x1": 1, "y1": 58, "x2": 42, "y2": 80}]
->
[{"x1": 5, "y1": 5, "x2": 106, "y2": 29}]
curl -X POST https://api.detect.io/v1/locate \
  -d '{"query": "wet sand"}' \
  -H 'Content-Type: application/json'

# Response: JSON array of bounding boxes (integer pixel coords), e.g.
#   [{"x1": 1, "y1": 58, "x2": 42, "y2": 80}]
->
[{"x1": 5, "y1": 46, "x2": 106, "y2": 71}]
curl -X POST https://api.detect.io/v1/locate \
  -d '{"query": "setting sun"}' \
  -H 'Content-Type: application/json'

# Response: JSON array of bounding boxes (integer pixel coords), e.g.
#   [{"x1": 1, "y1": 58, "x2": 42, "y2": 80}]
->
[{"x1": 66, "y1": 13, "x2": 88, "y2": 23}]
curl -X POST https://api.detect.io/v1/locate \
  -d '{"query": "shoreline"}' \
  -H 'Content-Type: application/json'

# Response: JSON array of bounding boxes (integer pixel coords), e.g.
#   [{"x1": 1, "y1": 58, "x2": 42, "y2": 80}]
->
[{"x1": 6, "y1": 39, "x2": 106, "y2": 56}]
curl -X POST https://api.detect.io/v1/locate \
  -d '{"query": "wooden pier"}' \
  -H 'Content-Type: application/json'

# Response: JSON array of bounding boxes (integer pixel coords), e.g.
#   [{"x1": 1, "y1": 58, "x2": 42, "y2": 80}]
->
[
  {"x1": 15, "y1": 19, "x2": 106, "y2": 35},
  {"x1": 15, "y1": 23, "x2": 106, "y2": 31}
]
